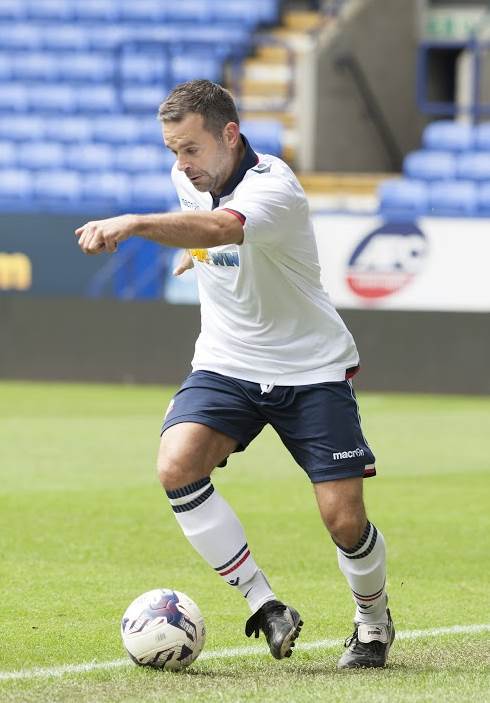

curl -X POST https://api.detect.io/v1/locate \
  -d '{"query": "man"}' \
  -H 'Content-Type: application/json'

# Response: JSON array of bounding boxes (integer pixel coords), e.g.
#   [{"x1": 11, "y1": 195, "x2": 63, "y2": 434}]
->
[{"x1": 76, "y1": 79, "x2": 394, "y2": 669}]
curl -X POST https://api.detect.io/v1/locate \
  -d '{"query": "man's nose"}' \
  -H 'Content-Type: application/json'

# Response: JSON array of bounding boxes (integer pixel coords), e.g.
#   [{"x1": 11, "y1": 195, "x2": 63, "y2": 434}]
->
[{"x1": 176, "y1": 157, "x2": 188, "y2": 172}]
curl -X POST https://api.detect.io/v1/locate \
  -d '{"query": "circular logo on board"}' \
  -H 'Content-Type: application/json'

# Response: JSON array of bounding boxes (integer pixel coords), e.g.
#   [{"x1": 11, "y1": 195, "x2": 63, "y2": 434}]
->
[{"x1": 346, "y1": 222, "x2": 428, "y2": 300}]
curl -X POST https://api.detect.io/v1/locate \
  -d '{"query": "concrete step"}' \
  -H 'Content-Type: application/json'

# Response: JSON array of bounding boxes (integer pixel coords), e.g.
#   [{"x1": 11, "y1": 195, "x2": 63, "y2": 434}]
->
[
  {"x1": 298, "y1": 172, "x2": 392, "y2": 195},
  {"x1": 283, "y1": 10, "x2": 326, "y2": 32},
  {"x1": 241, "y1": 110, "x2": 296, "y2": 128}
]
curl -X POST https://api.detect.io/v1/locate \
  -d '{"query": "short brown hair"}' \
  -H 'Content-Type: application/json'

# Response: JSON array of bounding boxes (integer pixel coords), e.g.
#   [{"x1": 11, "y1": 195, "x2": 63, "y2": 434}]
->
[{"x1": 158, "y1": 80, "x2": 239, "y2": 138}]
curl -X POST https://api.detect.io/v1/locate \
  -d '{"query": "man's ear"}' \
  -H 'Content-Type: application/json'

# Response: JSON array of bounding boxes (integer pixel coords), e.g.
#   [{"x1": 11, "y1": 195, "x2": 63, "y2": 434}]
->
[{"x1": 223, "y1": 122, "x2": 240, "y2": 148}]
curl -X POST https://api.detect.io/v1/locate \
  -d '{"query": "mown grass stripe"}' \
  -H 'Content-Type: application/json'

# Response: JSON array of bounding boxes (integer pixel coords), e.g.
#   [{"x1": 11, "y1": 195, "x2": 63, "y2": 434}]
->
[{"x1": 0, "y1": 623, "x2": 488, "y2": 682}]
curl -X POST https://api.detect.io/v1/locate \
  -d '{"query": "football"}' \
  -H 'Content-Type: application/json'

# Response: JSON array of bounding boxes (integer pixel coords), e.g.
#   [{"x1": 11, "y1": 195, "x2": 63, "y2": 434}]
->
[{"x1": 121, "y1": 589, "x2": 206, "y2": 671}]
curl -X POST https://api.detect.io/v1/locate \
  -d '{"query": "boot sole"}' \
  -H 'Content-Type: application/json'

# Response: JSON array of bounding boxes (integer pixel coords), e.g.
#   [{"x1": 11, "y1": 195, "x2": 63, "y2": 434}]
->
[{"x1": 276, "y1": 610, "x2": 303, "y2": 659}]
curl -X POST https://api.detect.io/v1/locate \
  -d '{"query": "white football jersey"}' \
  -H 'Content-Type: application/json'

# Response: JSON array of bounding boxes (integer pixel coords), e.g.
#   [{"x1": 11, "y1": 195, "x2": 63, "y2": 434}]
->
[{"x1": 171, "y1": 136, "x2": 359, "y2": 385}]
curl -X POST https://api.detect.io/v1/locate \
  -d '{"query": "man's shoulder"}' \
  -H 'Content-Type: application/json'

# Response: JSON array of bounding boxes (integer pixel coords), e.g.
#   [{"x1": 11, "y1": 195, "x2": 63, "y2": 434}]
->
[{"x1": 240, "y1": 154, "x2": 301, "y2": 194}]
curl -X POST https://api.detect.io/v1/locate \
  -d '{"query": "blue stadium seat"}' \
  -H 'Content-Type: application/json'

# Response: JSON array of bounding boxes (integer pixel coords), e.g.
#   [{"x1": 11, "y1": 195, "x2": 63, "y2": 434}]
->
[
  {"x1": 121, "y1": 86, "x2": 166, "y2": 113},
  {"x1": 166, "y1": 1, "x2": 211, "y2": 23},
  {"x1": 120, "y1": 52, "x2": 168, "y2": 85},
  {"x1": 477, "y1": 182, "x2": 490, "y2": 215},
  {"x1": 76, "y1": 85, "x2": 117, "y2": 112},
  {"x1": 41, "y1": 25, "x2": 90, "y2": 50},
  {"x1": 18, "y1": 142, "x2": 65, "y2": 170},
  {"x1": 34, "y1": 170, "x2": 82, "y2": 201},
  {"x1": 456, "y1": 152, "x2": 490, "y2": 181},
  {"x1": 13, "y1": 52, "x2": 60, "y2": 81},
  {"x1": 29, "y1": 84, "x2": 76, "y2": 113},
  {"x1": 0, "y1": 142, "x2": 16, "y2": 167},
  {"x1": 81, "y1": 171, "x2": 131, "y2": 204},
  {"x1": 404, "y1": 150, "x2": 456, "y2": 180},
  {"x1": 378, "y1": 179, "x2": 429, "y2": 217},
  {"x1": 65, "y1": 143, "x2": 114, "y2": 171},
  {"x1": 44, "y1": 116, "x2": 92, "y2": 143},
  {"x1": 136, "y1": 116, "x2": 166, "y2": 145},
  {"x1": 73, "y1": 0, "x2": 120, "y2": 22},
  {"x1": 422, "y1": 120, "x2": 474, "y2": 152},
  {"x1": 0, "y1": 169, "x2": 32, "y2": 199},
  {"x1": 88, "y1": 25, "x2": 128, "y2": 50},
  {"x1": 429, "y1": 180, "x2": 477, "y2": 216},
  {"x1": 0, "y1": 83, "x2": 28, "y2": 111},
  {"x1": 0, "y1": 115, "x2": 45, "y2": 141},
  {"x1": 25, "y1": 0, "x2": 74, "y2": 21},
  {"x1": 0, "y1": 24, "x2": 42, "y2": 49},
  {"x1": 92, "y1": 115, "x2": 140, "y2": 144},
  {"x1": 212, "y1": 0, "x2": 263, "y2": 27},
  {"x1": 119, "y1": 0, "x2": 167, "y2": 22},
  {"x1": 129, "y1": 172, "x2": 178, "y2": 210},
  {"x1": 171, "y1": 54, "x2": 222, "y2": 83},
  {"x1": 0, "y1": 1, "x2": 27, "y2": 20},
  {"x1": 474, "y1": 122, "x2": 490, "y2": 151},
  {"x1": 114, "y1": 145, "x2": 168, "y2": 172},
  {"x1": 60, "y1": 53, "x2": 114, "y2": 83},
  {"x1": 0, "y1": 53, "x2": 14, "y2": 80},
  {"x1": 241, "y1": 119, "x2": 283, "y2": 156}
]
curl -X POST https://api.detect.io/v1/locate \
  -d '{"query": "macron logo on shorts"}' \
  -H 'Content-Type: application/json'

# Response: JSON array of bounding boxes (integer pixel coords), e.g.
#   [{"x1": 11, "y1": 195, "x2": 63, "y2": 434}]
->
[{"x1": 333, "y1": 448, "x2": 365, "y2": 460}]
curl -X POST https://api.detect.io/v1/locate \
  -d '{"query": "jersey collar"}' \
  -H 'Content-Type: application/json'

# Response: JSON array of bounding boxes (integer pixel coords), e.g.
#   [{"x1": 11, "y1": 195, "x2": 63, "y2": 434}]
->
[{"x1": 211, "y1": 134, "x2": 259, "y2": 208}]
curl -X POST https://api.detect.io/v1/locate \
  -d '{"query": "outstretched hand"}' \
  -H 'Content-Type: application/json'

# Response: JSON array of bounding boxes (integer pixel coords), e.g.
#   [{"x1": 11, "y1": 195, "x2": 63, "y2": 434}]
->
[{"x1": 75, "y1": 214, "x2": 138, "y2": 255}]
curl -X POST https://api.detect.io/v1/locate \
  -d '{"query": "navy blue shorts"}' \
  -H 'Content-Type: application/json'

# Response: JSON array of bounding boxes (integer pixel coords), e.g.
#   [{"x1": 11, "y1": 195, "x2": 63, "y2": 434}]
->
[{"x1": 161, "y1": 370, "x2": 376, "y2": 483}]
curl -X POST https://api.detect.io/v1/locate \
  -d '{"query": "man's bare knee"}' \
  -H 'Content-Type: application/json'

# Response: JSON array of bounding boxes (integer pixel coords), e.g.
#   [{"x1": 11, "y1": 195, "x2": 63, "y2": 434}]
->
[{"x1": 156, "y1": 422, "x2": 237, "y2": 491}]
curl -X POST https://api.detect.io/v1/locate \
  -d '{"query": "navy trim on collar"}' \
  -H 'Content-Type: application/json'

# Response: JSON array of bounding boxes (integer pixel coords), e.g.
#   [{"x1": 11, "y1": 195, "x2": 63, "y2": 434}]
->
[{"x1": 211, "y1": 134, "x2": 259, "y2": 208}]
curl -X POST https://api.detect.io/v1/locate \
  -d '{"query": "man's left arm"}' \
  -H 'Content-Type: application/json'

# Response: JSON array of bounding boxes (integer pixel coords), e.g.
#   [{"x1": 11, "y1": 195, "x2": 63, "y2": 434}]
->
[{"x1": 75, "y1": 210, "x2": 244, "y2": 256}]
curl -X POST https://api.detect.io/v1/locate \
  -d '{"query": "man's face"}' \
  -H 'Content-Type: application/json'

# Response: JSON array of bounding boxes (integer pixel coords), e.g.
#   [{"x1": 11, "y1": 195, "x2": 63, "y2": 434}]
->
[{"x1": 163, "y1": 113, "x2": 237, "y2": 195}]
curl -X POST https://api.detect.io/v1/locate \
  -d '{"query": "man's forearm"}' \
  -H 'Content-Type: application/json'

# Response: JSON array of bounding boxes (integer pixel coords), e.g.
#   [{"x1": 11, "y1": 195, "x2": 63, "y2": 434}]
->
[
  {"x1": 135, "y1": 210, "x2": 243, "y2": 248},
  {"x1": 76, "y1": 209, "x2": 244, "y2": 256}
]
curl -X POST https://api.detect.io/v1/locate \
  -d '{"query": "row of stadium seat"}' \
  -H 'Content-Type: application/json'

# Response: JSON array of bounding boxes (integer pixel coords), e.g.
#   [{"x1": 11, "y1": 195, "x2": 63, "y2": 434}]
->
[
  {"x1": 0, "y1": 24, "x2": 252, "y2": 53},
  {"x1": 0, "y1": 169, "x2": 178, "y2": 210},
  {"x1": 404, "y1": 150, "x2": 490, "y2": 181},
  {"x1": 0, "y1": 83, "x2": 220, "y2": 114},
  {"x1": 379, "y1": 178, "x2": 490, "y2": 217},
  {"x1": 0, "y1": 51, "x2": 222, "y2": 84},
  {"x1": 0, "y1": 116, "x2": 283, "y2": 152},
  {"x1": 0, "y1": 0, "x2": 280, "y2": 25},
  {"x1": 0, "y1": 126, "x2": 283, "y2": 171},
  {"x1": 0, "y1": 143, "x2": 174, "y2": 172},
  {"x1": 422, "y1": 120, "x2": 490, "y2": 152}
]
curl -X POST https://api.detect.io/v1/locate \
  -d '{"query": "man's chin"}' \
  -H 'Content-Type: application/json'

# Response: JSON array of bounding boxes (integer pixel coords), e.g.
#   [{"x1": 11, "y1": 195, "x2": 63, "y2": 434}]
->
[{"x1": 191, "y1": 181, "x2": 210, "y2": 192}]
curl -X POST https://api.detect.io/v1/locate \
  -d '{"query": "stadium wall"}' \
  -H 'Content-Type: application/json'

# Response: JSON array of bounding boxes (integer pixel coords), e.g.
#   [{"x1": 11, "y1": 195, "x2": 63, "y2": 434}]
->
[
  {"x1": 0, "y1": 297, "x2": 488, "y2": 394},
  {"x1": 313, "y1": 0, "x2": 428, "y2": 171}
]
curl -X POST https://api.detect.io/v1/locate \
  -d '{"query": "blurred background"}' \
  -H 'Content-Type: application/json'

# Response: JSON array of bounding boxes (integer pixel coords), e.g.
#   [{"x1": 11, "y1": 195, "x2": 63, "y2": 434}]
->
[{"x1": 0, "y1": 0, "x2": 488, "y2": 393}]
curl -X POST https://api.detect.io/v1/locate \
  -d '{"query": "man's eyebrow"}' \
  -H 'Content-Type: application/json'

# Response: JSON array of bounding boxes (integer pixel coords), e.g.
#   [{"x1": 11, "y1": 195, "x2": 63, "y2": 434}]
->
[{"x1": 165, "y1": 140, "x2": 198, "y2": 152}]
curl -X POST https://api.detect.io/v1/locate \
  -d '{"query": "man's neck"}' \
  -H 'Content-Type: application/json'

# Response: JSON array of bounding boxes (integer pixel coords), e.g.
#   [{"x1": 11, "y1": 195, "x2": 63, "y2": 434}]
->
[{"x1": 211, "y1": 139, "x2": 246, "y2": 200}]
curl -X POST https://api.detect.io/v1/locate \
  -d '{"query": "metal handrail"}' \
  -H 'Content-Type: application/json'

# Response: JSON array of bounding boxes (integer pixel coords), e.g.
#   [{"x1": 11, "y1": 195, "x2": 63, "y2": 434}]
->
[{"x1": 334, "y1": 52, "x2": 403, "y2": 170}]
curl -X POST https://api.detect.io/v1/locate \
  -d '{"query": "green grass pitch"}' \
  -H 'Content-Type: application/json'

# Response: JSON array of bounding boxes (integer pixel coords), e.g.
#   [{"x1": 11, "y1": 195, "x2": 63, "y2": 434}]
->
[{"x1": 0, "y1": 381, "x2": 489, "y2": 702}]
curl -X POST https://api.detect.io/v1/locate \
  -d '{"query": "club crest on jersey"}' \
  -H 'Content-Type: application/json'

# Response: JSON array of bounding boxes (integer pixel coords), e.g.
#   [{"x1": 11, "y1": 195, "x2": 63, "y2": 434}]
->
[
  {"x1": 189, "y1": 248, "x2": 240, "y2": 267},
  {"x1": 252, "y1": 162, "x2": 271, "y2": 174}
]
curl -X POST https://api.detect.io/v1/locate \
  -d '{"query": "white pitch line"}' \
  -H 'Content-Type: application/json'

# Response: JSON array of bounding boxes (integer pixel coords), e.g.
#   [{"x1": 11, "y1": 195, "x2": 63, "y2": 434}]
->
[{"x1": 0, "y1": 623, "x2": 488, "y2": 682}]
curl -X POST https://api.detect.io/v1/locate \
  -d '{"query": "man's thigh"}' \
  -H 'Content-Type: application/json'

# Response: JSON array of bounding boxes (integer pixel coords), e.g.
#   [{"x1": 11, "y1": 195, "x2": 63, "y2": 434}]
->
[
  {"x1": 269, "y1": 380, "x2": 376, "y2": 483},
  {"x1": 160, "y1": 370, "x2": 266, "y2": 462}
]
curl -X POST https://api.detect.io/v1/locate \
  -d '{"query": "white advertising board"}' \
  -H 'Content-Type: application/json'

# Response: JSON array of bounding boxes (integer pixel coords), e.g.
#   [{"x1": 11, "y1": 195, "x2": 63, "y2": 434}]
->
[{"x1": 313, "y1": 214, "x2": 490, "y2": 312}]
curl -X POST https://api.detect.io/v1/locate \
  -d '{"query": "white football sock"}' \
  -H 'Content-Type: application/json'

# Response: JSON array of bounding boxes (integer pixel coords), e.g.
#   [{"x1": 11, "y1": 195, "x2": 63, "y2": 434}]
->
[
  {"x1": 336, "y1": 521, "x2": 388, "y2": 625},
  {"x1": 166, "y1": 478, "x2": 275, "y2": 613}
]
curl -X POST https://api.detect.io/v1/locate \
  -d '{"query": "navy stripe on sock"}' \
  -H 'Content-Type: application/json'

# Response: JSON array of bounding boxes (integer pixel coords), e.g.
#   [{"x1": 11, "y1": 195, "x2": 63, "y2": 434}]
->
[
  {"x1": 166, "y1": 477, "x2": 210, "y2": 500},
  {"x1": 344, "y1": 526, "x2": 378, "y2": 560},
  {"x1": 334, "y1": 521, "x2": 371, "y2": 555},
  {"x1": 214, "y1": 543, "x2": 248, "y2": 573},
  {"x1": 171, "y1": 484, "x2": 214, "y2": 513}
]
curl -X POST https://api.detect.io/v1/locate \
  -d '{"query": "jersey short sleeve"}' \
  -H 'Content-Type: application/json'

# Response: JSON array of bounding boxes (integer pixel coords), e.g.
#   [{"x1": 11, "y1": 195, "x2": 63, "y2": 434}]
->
[{"x1": 220, "y1": 169, "x2": 298, "y2": 249}]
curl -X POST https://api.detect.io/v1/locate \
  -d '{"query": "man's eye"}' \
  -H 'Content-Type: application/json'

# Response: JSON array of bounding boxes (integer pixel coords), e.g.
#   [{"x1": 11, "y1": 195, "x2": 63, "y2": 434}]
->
[{"x1": 187, "y1": 148, "x2": 197, "y2": 155}]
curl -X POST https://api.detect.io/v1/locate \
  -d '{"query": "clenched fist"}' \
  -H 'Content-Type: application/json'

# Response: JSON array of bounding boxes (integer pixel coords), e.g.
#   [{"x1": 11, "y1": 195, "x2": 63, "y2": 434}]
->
[{"x1": 75, "y1": 214, "x2": 139, "y2": 255}]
